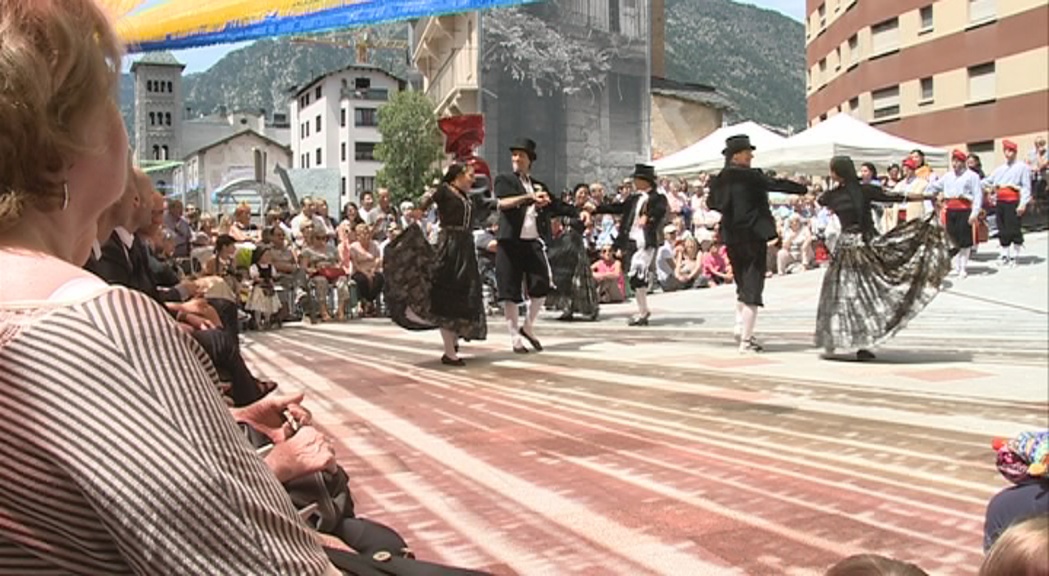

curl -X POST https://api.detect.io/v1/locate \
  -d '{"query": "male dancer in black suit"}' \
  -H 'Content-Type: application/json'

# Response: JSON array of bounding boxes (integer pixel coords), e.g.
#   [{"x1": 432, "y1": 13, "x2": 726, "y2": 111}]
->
[
  {"x1": 709, "y1": 135, "x2": 808, "y2": 352},
  {"x1": 595, "y1": 164, "x2": 668, "y2": 326},
  {"x1": 492, "y1": 138, "x2": 554, "y2": 353}
]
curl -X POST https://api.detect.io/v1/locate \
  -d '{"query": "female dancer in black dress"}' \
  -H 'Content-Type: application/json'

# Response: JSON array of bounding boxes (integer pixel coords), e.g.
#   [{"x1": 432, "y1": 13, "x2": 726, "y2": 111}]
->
[
  {"x1": 383, "y1": 162, "x2": 487, "y2": 366},
  {"x1": 816, "y1": 156, "x2": 950, "y2": 360},
  {"x1": 547, "y1": 183, "x2": 600, "y2": 321}
]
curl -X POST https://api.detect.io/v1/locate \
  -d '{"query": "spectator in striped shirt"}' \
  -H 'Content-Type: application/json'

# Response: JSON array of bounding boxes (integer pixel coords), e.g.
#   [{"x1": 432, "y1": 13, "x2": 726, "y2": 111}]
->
[{"x1": 0, "y1": 1, "x2": 341, "y2": 573}]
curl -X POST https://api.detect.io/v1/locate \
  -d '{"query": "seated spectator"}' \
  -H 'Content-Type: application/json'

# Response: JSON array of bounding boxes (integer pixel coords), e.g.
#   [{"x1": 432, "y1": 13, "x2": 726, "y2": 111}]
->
[
  {"x1": 591, "y1": 244, "x2": 625, "y2": 303},
  {"x1": 981, "y1": 514, "x2": 1048, "y2": 576},
  {"x1": 349, "y1": 223, "x2": 385, "y2": 316},
  {"x1": 301, "y1": 229, "x2": 347, "y2": 322},
  {"x1": 702, "y1": 240, "x2": 734, "y2": 285},
  {"x1": 0, "y1": 1, "x2": 340, "y2": 570},
  {"x1": 824, "y1": 554, "x2": 928, "y2": 576},
  {"x1": 656, "y1": 225, "x2": 683, "y2": 292},
  {"x1": 778, "y1": 214, "x2": 814, "y2": 275},
  {"x1": 673, "y1": 236, "x2": 708, "y2": 289},
  {"x1": 984, "y1": 480, "x2": 1049, "y2": 552},
  {"x1": 229, "y1": 201, "x2": 258, "y2": 243}
]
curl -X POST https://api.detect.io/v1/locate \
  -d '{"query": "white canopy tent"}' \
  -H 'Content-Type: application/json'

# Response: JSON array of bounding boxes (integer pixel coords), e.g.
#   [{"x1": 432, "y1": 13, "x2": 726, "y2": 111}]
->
[
  {"x1": 652, "y1": 121, "x2": 788, "y2": 176},
  {"x1": 758, "y1": 114, "x2": 949, "y2": 175}
]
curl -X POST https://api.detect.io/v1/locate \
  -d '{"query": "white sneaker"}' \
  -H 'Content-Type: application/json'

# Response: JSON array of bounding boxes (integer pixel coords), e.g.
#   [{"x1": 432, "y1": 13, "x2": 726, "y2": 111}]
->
[{"x1": 959, "y1": 270, "x2": 968, "y2": 279}]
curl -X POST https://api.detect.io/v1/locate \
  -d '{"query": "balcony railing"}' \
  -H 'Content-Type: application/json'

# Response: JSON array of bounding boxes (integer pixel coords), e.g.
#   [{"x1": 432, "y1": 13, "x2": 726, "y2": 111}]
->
[
  {"x1": 426, "y1": 45, "x2": 477, "y2": 108},
  {"x1": 341, "y1": 87, "x2": 390, "y2": 102}
]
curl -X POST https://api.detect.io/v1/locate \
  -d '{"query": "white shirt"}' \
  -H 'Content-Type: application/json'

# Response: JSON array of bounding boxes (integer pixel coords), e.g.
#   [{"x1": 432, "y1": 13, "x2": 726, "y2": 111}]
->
[
  {"x1": 519, "y1": 174, "x2": 539, "y2": 240},
  {"x1": 926, "y1": 168, "x2": 984, "y2": 218},
  {"x1": 628, "y1": 192, "x2": 649, "y2": 249}
]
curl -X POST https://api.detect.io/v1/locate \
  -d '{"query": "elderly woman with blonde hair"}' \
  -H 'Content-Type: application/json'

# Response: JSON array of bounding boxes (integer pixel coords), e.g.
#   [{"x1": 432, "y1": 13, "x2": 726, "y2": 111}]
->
[
  {"x1": 0, "y1": 1, "x2": 340, "y2": 573},
  {"x1": 980, "y1": 515, "x2": 1049, "y2": 576}
]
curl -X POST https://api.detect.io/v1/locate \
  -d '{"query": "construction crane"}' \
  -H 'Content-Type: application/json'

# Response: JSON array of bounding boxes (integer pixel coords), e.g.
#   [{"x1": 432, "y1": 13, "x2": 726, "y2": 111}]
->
[{"x1": 289, "y1": 30, "x2": 409, "y2": 64}]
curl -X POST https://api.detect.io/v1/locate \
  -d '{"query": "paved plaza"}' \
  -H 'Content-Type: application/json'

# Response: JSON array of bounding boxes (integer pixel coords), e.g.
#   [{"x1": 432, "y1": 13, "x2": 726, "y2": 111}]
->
[{"x1": 243, "y1": 233, "x2": 1048, "y2": 576}]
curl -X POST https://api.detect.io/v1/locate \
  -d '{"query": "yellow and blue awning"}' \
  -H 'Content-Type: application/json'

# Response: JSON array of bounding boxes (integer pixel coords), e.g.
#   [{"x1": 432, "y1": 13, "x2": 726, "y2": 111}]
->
[{"x1": 113, "y1": 0, "x2": 539, "y2": 53}]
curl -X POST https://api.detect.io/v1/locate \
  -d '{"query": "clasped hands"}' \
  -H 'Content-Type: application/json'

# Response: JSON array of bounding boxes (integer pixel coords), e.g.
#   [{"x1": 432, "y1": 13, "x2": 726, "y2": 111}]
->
[{"x1": 233, "y1": 392, "x2": 337, "y2": 483}]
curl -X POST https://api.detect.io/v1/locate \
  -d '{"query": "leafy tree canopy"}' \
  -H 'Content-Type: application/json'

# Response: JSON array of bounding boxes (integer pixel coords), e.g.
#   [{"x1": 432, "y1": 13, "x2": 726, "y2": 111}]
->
[{"x1": 374, "y1": 90, "x2": 444, "y2": 205}]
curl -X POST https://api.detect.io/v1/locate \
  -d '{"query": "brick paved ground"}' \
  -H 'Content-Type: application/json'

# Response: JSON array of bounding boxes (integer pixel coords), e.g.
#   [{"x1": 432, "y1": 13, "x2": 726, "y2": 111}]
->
[{"x1": 242, "y1": 233, "x2": 1048, "y2": 576}]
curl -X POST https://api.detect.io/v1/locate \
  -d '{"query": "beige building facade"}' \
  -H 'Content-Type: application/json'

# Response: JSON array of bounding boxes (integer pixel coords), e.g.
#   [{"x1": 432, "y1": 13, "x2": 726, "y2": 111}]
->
[
  {"x1": 650, "y1": 78, "x2": 734, "y2": 160},
  {"x1": 805, "y1": 0, "x2": 1048, "y2": 161}
]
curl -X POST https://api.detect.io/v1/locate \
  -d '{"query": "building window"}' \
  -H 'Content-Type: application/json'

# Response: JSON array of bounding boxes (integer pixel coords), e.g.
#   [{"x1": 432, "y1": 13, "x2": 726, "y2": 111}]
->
[
  {"x1": 819, "y1": 58, "x2": 827, "y2": 74},
  {"x1": 871, "y1": 86, "x2": 900, "y2": 120},
  {"x1": 147, "y1": 80, "x2": 153, "y2": 92},
  {"x1": 848, "y1": 96, "x2": 860, "y2": 116},
  {"x1": 161, "y1": 145, "x2": 169, "y2": 160},
  {"x1": 968, "y1": 0, "x2": 996, "y2": 24},
  {"x1": 834, "y1": 47, "x2": 841, "y2": 71},
  {"x1": 968, "y1": 140, "x2": 995, "y2": 158},
  {"x1": 315, "y1": 115, "x2": 321, "y2": 132},
  {"x1": 920, "y1": 77, "x2": 934, "y2": 102},
  {"x1": 848, "y1": 34, "x2": 859, "y2": 66},
  {"x1": 341, "y1": 177, "x2": 347, "y2": 196},
  {"x1": 968, "y1": 62, "x2": 996, "y2": 103},
  {"x1": 355, "y1": 176, "x2": 376, "y2": 194},
  {"x1": 152, "y1": 145, "x2": 160, "y2": 160},
  {"x1": 305, "y1": 122, "x2": 310, "y2": 137},
  {"x1": 355, "y1": 142, "x2": 377, "y2": 161},
  {"x1": 165, "y1": 112, "x2": 172, "y2": 126},
  {"x1": 167, "y1": 81, "x2": 173, "y2": 93},
  {"x1": 871, "y1": 18, "x2": 900, "y2": 56},
  {"x1": 355, "y1": 108, "x2": 378, "y2": 127},
  {"x1": 341, "y1": 142, "x2": 347, "y2": 162},
  {"x1": 315, "y1": 86, "x2": 322, "y2": 99},
  {"x1": 341, "y1": 108, "x2": 346, "y2": 128},
  {"x1": 919, "y1": 5, "x2": 934, "y2": 32},
  {"x1": 149, "y1": 112, "x2": 156, "y2": 126},
  {"x1": 315, "y1": 148, "x2": 322, "y2": 166},
  {"x1": 818, "y1": 3, "x2": 826, "y2": 28}
]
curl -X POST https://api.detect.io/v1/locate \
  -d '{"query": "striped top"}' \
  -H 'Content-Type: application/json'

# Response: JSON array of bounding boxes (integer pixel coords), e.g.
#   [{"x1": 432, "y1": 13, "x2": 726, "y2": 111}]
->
[{"x1": 0, "y1": 281, "x2": 336, "y2": 575}]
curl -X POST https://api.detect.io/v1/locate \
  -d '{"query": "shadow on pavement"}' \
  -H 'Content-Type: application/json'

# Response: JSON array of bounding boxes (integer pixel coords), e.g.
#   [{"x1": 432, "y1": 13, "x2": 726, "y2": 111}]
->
[{"x1": 821, "y1": 349, "x2": 974, "y2": 364}]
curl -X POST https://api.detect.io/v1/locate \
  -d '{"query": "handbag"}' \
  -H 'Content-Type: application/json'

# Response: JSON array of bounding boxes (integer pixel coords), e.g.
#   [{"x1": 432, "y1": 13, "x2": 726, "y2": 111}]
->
[{"x1": 317, "y1": 266, "x2": 347, "y2": 282}]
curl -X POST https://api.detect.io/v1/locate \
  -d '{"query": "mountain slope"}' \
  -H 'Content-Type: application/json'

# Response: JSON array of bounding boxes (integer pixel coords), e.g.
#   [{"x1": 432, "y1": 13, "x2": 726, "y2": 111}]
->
[
  {"x1": 664, "y1": 0, "x2": 806, "y2": 130},
  {"x1": 120, "y1": 1, "x2": 805, "y2": 134}
]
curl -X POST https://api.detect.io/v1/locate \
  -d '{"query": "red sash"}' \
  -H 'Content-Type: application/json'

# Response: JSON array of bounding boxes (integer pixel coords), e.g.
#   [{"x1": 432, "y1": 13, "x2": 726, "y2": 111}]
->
[
  {"x1": 997, "y1": 187, "x2": 1020, "y2": 203},
  {"x1": 946, "y1": 198, "x2": 971, "y2": 211}
]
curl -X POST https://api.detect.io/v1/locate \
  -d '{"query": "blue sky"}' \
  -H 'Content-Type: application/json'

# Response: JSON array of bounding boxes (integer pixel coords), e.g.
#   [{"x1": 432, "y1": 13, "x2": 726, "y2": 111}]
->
[{"x1": 125, "y1": 0, "x2": 803, "y2": 74}]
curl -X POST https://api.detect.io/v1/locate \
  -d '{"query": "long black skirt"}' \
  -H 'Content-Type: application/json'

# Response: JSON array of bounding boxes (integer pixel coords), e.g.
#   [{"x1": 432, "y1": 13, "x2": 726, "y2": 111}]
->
[
  {"x1": 815, "y1": 216, "x2": 950, "y2": 353},
  {"x1": 546, "y1": 229, "x2": 600, "y2": 319},
  {"x1": 383, "y1": 225, "x2": 487, "y2": 341}
]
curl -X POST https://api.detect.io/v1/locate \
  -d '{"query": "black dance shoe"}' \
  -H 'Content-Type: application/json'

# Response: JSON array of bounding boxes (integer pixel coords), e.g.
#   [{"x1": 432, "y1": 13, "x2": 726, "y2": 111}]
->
[
  {"x1": 856, "y1": 349, "x2": 876, "y2": 361},
  {"x1": 513, "y1": 344, "x2": 530, "y2": 354},
  {"x1": 441, "y1": 355, "x2": 465, "y2": 367},
  {"x1": 519, "y1": 328, "x2": 543, "y2": 351},
  {"x1": 628, "y1": 314, "x2": 650, "y2": 327}
]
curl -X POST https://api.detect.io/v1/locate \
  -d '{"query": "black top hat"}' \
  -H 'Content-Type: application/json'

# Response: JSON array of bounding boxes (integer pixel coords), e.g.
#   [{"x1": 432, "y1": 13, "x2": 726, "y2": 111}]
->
[
  {"x1": 630, "y1": 163, "x2": 658, "y2": 186},
  {"x1": 509, "y1": 138, "x2": 538, "y2": 161},
  {"x1": 722, "y1": 134, "x2": 757, "y2": 157}
]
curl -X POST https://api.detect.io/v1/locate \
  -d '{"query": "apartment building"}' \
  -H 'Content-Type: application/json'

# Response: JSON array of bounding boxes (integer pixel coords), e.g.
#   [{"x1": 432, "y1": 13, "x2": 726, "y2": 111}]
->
[
  {"x1": 805, "y1": 0, "x2": 1048, "y2": 160},
  {"x1": 288, "y1": 65, "x2": 405, "y2": 202}
]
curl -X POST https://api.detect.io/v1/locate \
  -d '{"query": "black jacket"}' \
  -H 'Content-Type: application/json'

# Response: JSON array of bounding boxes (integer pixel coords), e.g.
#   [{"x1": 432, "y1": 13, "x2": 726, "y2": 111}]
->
[
  {"x1": 85, "y1": 232, "x2": 179, "y2": 304},
  {"x1": 493, "y1": 173, "x2": 551, "y2": 241},
  {"x1": 709, "y1": 166, "x2": 808, "y2": 245},
  {"x1": 594, "y1": 190, "x2": 669, "y2": 250}
]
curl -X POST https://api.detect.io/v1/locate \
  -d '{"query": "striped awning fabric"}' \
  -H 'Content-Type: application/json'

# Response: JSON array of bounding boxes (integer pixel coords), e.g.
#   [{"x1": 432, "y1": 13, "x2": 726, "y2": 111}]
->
[{"x1": 112, "y1": 0, "x2": 540, "y2": 53}]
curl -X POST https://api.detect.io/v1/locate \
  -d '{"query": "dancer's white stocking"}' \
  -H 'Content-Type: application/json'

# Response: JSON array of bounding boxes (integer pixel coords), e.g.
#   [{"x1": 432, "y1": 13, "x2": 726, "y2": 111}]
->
[
  {"x1": 525, "y1": 297, "x2": 544, "y2": 333},
  {"x1": 504, "y1": 302, "x2": 522, "y2": 346},
  {"x1": 440, "y1": 328, "x2": 458, "y2": 359},
  {"x1": 734, "y1": 301, "x2": 744, "y2": 336},
  {"x1": 635, "y1": 287, "x2": 649, "y2": 316},
  {"x1": 740, "y1": 304, "x2": 758, "y2": 342},
  {"x1": 958, "y1": 247, "x2": 970, "y2": 275}
]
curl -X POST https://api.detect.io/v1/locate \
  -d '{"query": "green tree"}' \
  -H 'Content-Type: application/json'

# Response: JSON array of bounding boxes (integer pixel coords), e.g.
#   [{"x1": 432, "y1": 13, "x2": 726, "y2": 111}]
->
[{"x1": 374, "y1": 90, "x2": 444, "y2": 205}]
